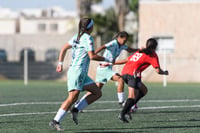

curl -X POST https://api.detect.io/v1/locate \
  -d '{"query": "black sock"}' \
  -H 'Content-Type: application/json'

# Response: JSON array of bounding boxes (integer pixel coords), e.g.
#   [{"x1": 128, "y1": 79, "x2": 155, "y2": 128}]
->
[
  {"x1": 53, "y1": 120, "x2": 59, "y2": 124},
  {"x1": 121, "y1": 98, "x2": 135, "y2": 115},
  {"x1": 72, "y1": 107, "x2": 79, "y2": 112},
  {"x1": 135, "y1": 90, "x2": 145, "y2": 104}
]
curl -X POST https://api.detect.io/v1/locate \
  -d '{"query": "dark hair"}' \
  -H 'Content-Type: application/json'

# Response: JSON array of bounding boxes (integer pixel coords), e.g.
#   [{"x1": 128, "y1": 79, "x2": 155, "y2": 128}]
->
[
  {"x1": 76, "y1": 18, "x2": 93, "y2": 42},
  {"x1": 113, "y1": 31, "x2": 129, "y2": 40},
  {"x1": 139, "y1": 38, "x2": 158, "y2": 55}
]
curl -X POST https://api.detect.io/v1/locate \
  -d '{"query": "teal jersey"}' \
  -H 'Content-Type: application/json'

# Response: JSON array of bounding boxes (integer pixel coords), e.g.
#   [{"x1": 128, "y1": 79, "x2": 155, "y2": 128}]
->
[
  {"x1": 101, "y1": 39, "x2": 128, "y2": 67},
  {"x1": 68, "y1": 33, "x2": 94, "y2": 72}
]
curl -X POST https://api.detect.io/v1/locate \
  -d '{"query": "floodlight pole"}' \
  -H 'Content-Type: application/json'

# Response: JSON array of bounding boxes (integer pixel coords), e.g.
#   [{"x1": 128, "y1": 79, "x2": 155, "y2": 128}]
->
[
  {"x1": 163, "y1": 50, "x2": 167, "y2": 87},
  {"x1": 24, "y1": 49, "x2": 28, "y2": 86}
]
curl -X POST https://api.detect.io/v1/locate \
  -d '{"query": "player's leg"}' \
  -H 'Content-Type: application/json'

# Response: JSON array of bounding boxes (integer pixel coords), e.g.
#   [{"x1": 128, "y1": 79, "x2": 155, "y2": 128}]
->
[
  {"x1": 74, "y1": 82, "x2": 104, "y2": 112},
  {"x1": 73, "y1": 83, "x2": 102, "y2": 111},
  {"x1": 130, "y1": 82, "x2": 147, "y2": 112},
  {"x1": 111, "y1": 73, "x2": 125, "y2": 106},
  {"x1": 71, "y1": 79, "x2": 102, "y2": 124},
  {"x1": 50, "y1": 90, "x2": 80, "y2": 130},
  {"x1": 136, "y1": 82, "x2": 147, "y2": 103},
  {"x1": 74, "y1": 66, "x2": 106, "y2": 112},
  {"x1": 50, "y1": 68, "x2": 83, "y2": 129},
  {"x1": 119, "y1": 86, "x2": 138, "y2": 123},
  {"x1": 79, "y1": 82, "x2": 104, "y2": 100},
  {"x1": 77, "y1": 65, "x2": 107, "y2": 102}
]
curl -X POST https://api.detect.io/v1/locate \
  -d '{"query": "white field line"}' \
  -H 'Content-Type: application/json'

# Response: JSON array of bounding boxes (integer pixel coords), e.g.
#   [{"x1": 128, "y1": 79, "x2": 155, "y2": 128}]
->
[
  {"x1": 0, "y1": 99, "x2": 200, "y2": 107},
  {"x1": 0, "y1": 112, "x2": 56, "y2": 117},
  {"x1": 1, "y1": 105, "x2": 200, "y2": 117},
  {"x1": 0, "y1": 102, "x2": 61, "y2": 107},
  {"x1": 0, "y1": 99, "x2": 200, "y2": 117}
]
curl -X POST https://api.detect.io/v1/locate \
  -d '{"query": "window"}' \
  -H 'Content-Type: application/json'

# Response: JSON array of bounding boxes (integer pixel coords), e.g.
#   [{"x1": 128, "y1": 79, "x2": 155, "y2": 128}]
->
[
  {"x1": 50, "y1": 23, "x2": 58, "y2": 32},
  {"x1": 38, "y1": 23, "x2": 46, "y2": 32},
  {"x1": 20, "y1": 48, "x2": 35, "y2": 62},
  {"x1": 154, "y1": 36, "x2": 174, "y2": 53}
]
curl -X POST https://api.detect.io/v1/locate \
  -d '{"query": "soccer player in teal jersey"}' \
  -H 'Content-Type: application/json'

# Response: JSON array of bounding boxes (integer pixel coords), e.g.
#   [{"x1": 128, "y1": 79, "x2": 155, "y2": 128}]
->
[
  {"x1": 73, "y1": 31, "x2": 138, "y2": 112},
  {"x1": 49, "y1": 18, "x2": 112, "y2": 131},
  {"x1": 95, "y1": 31, "x2": 138, "y2": 106}
]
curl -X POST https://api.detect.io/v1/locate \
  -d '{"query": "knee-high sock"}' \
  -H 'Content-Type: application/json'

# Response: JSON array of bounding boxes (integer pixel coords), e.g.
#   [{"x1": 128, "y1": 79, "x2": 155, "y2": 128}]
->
[
  {"x1": 121, "y1": 98, "x2": 135, "y2": 115},
  {"x1": 135, "y1": 90, "x2": 145, "y2": 104},
  {"x1": 54, "y1": 108, "x2": 67, "y2": 123},
  {"x1": 75, "y1": 98, "x2": 88, "y2": 111},
  {"x1": 117, "y1": 92, "x2": 124, "y2": 103}
]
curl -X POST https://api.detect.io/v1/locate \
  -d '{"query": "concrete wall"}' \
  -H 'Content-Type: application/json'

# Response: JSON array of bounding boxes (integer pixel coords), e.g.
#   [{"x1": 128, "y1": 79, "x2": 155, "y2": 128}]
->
[
  {"x1": 0, "y1": 34, "x2": 128, "y2": 81},
  {"x1": 20, "y1": 17, "x2": 76, "y2": 34},
  {"x1": 0, "y1": 19, "x2": 16, "y2": 34},
  {"x1": 139, "y1": 0, "x2": 200, "y2": 82},
  {"x1": 0, "y1": 34, "x2": 74, "y2": 62}
]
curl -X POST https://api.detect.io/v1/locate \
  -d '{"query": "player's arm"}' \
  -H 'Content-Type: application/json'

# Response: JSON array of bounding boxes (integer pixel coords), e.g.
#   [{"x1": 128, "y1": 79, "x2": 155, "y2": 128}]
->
[
  {"x1": 56, "y1": 43, "x2": 72, "y2": 73},
  {"x1": 151, "y1": 53, "x2": 169, "y2": 75},
  {"x1": 155, "y1": 67, "x2": 169, "y2": 75},
  {"x1": 113, "y1": 58, "x2": 128, "y2": 65},
  {"x1": 126, "y1": 47, "x2": 138, "y2": 53},
  {"x1": 88, "y1": 51, "x2": 107, "y2": 61},
  {"x1": 95, "y1": 45, "x2": 106, "y2": 54}
]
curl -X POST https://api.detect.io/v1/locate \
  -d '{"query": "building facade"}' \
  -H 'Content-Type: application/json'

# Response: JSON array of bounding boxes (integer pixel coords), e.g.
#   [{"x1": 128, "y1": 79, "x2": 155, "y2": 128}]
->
[
  {"x1": 0, "y1": 7, "x2": 77, "y2": 62},
  {"x1": 139, "y1": 0, "x2": 200, "y2": 82}
]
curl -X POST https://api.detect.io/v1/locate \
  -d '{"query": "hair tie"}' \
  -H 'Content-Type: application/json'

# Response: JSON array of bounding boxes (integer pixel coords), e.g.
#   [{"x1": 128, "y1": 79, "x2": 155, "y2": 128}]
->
[{"x1": 87, "y1": 20, "x2": 94, "y2": 29}]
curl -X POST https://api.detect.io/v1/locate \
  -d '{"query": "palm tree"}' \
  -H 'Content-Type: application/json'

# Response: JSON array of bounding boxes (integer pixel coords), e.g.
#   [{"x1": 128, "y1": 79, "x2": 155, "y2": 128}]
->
[
  {"x1": 76, "y1": 0, "x2": 102, "y2": 17},
  {"x1": 76, "y1": 0, "x2": 91, "y2": 17},
  {"x1": 90, "y1": 8, "x2": 118, "y2": 44},
  {"x1": 115, "y1": 0, "x2": 129, "y2": 31}
]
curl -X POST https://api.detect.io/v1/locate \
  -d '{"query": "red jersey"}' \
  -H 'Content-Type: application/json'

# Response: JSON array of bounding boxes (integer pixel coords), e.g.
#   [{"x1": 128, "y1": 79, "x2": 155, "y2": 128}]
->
[{"x1": 121, "y1": 51, "x2": 160, "y2": 77}]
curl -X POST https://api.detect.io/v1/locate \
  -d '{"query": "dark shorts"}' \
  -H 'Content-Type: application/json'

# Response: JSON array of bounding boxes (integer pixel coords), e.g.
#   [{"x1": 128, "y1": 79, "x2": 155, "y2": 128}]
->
[{"x1": 122, "y1": 74, "x2": 141, "y2": 90}]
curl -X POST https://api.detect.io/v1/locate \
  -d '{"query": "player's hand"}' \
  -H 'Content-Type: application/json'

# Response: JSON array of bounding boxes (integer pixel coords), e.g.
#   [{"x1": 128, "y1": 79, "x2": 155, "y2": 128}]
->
[
  {"x1": 102, "y1": 62, "x2": 112, "y2": 67},
  {"x1": 164, "y1": 70, "x2": 169, "y2": 75},
  {"x1": 56, "y1": 64, "x2": 63, "y2": 73}
]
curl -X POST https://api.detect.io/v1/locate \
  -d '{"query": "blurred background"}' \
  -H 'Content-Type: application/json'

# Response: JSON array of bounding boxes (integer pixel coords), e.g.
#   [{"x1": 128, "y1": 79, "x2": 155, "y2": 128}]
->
[{"x1": 0, "y1": 0, "x2": 199, "y2": 83}]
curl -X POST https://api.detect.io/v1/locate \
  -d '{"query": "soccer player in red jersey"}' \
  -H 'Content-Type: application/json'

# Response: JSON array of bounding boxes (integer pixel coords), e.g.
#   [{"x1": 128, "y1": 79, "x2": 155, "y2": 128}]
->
[{"x1": 114, "y1": 38, "x2": 169, "y2": 123}]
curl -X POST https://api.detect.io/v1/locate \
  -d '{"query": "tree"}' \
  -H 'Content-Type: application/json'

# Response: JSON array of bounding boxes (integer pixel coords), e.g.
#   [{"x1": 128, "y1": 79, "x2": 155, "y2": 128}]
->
[
  {"x1": 115, "y1": 0, "x2": 129, "y2": 31},
  {"x1": 128, "y1": 0, "x2": 139, "y2": 47},
  {"x1": 76, "y1": 0, "x2": 91, "y2": 17},
  {"x1": 129, "y1": 0, "x2": 139, "y2": 13},
  {"x1": 76, "y1": 0, "x2": 102, "y2": 17},
  {"x1": 90, "y1": 8, "x2": 118, "y2": 44}
]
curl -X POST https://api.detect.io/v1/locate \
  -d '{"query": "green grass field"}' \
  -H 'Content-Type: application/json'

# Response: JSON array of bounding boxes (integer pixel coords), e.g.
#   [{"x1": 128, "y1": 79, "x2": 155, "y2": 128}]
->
[{"x1": 0, "y1": 80, "x2": 200, "y2": 133}]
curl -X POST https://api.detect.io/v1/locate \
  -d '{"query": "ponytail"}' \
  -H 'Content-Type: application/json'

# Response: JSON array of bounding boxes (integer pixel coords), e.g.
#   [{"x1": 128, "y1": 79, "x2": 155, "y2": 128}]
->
[{"x1": 76, "y1": 18, "x2": 93, "y2": 42}]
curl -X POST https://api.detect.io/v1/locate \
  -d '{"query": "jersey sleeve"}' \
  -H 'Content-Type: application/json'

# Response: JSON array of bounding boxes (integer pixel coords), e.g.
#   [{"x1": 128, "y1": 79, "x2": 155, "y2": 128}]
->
[
  {"x1": 85, "y1": 36, "x2": 95, "y2": 52},
  {"x1": 150, "y1": 53, "x2": 160, "y2": 68},
  {"x1": 68, "y1": 35, "x2": 76, "y2": 46},
  {"x1": 105, "y1": 40, "x2": 115, "y2": 48},
  {"x1": 122, "y1": 45, "x2": 128, "y2": 50}
]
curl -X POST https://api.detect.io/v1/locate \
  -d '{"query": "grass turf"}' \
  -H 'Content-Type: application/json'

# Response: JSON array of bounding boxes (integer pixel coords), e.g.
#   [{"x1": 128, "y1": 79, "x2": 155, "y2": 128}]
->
[{"x1": 0, "y1": 80, "x2": 200, "y2": 133}]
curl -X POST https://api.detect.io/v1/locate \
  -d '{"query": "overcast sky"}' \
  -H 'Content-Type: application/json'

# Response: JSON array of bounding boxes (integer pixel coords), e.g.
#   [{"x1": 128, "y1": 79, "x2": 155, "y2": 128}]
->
[{"x1": 0, "y1": 0, "x2": 115, "y2": 11}]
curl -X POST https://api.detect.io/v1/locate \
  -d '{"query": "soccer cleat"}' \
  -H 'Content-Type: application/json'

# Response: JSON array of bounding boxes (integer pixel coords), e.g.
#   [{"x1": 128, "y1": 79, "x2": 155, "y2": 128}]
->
[
  {"x1": 49, "y1": 120, "x2": 64, "y2": 131},
  {"x1": 125, "y1": 111, "x2": 132, "y2": 120},
  {"x1": 130, "y1": 104, "x2": 138, "y2": 113},
  {"x1": 119, "y1": 101, "x2": 125, "y2": 108},
  {"x1": 118, "y1": 113, "x2": 129, "y2": 123},
  {"x1": 70, "y1": 107, "x2": 79, "y2": 125}
]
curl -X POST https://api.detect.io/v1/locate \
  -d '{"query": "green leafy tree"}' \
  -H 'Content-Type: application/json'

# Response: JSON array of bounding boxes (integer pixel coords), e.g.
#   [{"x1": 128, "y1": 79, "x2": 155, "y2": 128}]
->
[
  {"x1": 90, "y1": 8, "x2": 119, "y2": 44},
  {"x1": 129, "y1": 0, "x2": 139, "y2": 13}
]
